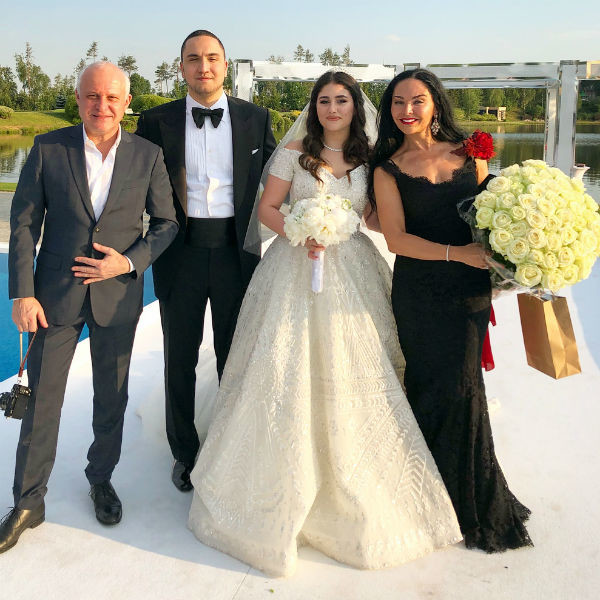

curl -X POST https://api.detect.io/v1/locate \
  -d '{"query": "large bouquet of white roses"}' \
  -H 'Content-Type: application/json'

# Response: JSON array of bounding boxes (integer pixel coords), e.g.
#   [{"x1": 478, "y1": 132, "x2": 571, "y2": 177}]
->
[
  {"x1": 467, "y1": 160, "x2": 600, "y2": 293},
  {"x1": 283, "y1": 193, "x2": 360, "y2": 292}
]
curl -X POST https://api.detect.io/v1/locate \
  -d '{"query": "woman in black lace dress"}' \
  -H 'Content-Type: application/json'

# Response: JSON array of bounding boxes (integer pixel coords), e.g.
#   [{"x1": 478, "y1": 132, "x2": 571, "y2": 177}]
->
[{"x1": 369, "y1": 69, "x2": 532, "y2": 552}]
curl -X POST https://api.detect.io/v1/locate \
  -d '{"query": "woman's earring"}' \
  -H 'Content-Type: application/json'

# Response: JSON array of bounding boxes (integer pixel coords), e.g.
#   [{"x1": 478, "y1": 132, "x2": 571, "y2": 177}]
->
[{"x1": 431, "y1": 114, "x2": 440, "y2": 135}]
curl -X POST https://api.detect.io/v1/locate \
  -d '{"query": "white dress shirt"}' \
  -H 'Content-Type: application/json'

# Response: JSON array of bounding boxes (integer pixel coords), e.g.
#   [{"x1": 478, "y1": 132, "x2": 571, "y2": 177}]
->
[
  {"x1": 83, "y1": 125, "x2": 133, "y2": 272},
  {"x1": 185, "y1": 92, "x2": 234, "y2": 218}
]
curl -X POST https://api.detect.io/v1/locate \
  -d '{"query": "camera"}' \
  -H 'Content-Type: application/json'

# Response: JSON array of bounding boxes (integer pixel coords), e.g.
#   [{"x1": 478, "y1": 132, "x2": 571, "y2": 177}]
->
[{"x1": 0, "y1": 384, "x2": 31, "y2": 419}]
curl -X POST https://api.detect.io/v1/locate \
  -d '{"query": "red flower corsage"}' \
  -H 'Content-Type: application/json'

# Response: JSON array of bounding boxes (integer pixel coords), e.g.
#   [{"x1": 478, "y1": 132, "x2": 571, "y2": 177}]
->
[{"x1": 460, "y1": 130, "x2": 495, "y2": 160}]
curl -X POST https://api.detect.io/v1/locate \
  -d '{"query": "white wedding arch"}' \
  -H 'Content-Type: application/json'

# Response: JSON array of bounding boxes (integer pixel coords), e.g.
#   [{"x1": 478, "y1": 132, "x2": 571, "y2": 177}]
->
[{"x1": 232, "y1": 59, "x2": 600, "y2": 175}]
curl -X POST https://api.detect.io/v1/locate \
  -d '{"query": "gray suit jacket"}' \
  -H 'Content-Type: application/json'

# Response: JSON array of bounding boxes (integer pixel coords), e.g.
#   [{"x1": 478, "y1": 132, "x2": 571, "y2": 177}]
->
[{"x1": 9, "y1": 124, "x2": 179, "y2": 327}]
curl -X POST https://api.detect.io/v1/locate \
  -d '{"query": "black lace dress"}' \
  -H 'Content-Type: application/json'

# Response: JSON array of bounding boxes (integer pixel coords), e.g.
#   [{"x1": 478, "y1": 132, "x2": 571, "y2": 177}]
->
[{"x1": 380, "y1": 157, "x2": 532, "y2": 552}]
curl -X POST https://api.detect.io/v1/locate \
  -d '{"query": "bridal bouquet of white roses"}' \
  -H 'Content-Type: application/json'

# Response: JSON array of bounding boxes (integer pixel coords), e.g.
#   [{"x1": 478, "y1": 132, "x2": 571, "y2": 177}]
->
[
  {"x1": 468, "y1": 160, "x2": 600, "y2": 293},
  {"x1": 283, "y1": 193, "x2": 360, "y2": 292}
]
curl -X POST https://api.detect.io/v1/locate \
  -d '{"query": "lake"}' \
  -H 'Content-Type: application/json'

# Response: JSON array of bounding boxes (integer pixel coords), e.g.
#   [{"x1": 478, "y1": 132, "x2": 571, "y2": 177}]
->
[{"x1": 1, "y1": 124, "x2": 599, "y2": 199}]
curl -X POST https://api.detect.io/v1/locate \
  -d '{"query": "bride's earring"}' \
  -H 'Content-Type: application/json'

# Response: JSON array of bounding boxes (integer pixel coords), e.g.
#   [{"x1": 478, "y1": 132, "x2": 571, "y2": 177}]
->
[{"x1": 431, "y1": 114, "x2": 440, "y2": 136}]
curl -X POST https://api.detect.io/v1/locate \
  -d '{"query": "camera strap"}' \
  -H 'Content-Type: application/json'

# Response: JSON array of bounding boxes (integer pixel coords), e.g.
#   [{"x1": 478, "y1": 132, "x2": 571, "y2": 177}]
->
[{"x1": 17, "y1": 331, "x2": 38, "y2": 383}]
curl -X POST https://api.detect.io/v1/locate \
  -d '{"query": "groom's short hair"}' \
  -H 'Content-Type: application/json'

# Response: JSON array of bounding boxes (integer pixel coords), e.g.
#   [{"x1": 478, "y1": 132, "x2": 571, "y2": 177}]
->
[{"x1": 181, "y1": 30, "x2": 226, "y2": 61}]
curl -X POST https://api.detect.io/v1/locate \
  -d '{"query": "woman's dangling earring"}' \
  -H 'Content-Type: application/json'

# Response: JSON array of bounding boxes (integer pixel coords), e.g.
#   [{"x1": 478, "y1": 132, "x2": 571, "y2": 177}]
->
[{"x1": 431, "y1": 114, "x2": 440, "y2": 136}]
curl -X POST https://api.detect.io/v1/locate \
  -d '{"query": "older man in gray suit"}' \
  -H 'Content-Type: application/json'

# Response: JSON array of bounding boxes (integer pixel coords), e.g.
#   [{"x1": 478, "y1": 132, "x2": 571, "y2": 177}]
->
[{"x1": 0, "y1": 62, "x2": 178, "y2": 553}]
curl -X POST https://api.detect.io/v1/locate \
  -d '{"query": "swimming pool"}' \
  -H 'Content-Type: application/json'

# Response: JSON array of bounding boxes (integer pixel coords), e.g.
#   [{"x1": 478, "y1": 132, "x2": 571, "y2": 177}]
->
[{"x1": 0, "y1": 251, "x2": 157, "y2": 382}]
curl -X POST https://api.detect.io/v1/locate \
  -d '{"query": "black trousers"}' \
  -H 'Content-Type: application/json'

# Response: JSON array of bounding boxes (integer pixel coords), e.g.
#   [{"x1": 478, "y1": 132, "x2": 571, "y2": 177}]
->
[
  {"x1": 13, "y1": 294, "x2": 138, "y2": 510},
  {"x1": 161, "y1": 228, "x2": 244, "y2": 466}
]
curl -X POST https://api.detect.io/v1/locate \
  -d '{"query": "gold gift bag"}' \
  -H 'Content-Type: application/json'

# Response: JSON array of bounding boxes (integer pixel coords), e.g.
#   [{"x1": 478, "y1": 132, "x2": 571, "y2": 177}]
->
[{"x1": 517, "y1": 293, "x2": 581, "y2": 379}]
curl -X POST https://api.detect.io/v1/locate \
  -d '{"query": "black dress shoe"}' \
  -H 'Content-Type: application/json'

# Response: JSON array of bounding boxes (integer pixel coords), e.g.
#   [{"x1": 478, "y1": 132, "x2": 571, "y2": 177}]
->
[
  {"x1": 171, "y1": 460, "x2": 193, "y2": 492},
  {"x1": 90, "y1": 481, "x2": 122, "y2": 525},
  {"x1": 0, "y1": 504, "x2": 45, "y2": 554}
]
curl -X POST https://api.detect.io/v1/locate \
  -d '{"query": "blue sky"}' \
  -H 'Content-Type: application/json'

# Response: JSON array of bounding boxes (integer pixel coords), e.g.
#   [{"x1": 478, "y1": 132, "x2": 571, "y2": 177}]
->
[{"x1": 1, "y1": 0, "x2": 598, "y2": 83}]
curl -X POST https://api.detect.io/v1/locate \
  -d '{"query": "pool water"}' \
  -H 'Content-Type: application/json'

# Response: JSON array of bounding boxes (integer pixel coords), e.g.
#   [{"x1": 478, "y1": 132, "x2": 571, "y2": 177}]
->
[{"x1": 0, "y1": 253, "x2": 157, "y2": 382}]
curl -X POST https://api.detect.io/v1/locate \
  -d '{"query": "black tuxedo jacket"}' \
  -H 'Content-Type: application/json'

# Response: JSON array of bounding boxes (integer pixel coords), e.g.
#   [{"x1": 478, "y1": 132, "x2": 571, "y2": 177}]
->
[
  {"x1": 135, "y1": 96, "x2": 276, "y2": 298},
  {"x1": 9, "y1": 125, "x2": 179, "y2": 327}
]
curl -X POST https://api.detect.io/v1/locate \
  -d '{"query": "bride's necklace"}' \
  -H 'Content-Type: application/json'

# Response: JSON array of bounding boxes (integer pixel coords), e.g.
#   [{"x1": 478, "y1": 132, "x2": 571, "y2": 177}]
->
[{"x1": 323, "y1": 143, "x2": 343, "y2": 152}]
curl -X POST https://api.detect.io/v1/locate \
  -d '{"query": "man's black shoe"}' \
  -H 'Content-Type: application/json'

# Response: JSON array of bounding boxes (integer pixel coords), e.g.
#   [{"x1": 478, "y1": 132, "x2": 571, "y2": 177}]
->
[
  {"x1": 171, "y1": 460, "x2": 193, "y2": 492},
  {"x1": 90, "y1": 481, "x2": 122, "y2": 525},
  {"x1": 0, "y1": 504, "x2": 45, "y2": 554}
]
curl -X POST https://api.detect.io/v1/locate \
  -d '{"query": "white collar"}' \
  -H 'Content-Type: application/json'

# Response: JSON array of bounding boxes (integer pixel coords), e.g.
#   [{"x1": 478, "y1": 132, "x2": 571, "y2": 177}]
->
[
  {"x1": 186, "y1": 92, "x2": 228, "y2": 114},
  {"x1": 82, "y1": 124, "x2": 122, "y2": 152}
]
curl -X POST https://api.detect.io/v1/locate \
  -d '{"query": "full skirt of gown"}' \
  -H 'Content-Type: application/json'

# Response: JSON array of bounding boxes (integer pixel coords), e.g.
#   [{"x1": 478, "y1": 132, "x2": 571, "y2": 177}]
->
[{"x1": 187, "y1": 232, "x2": 462, "y2": 577}]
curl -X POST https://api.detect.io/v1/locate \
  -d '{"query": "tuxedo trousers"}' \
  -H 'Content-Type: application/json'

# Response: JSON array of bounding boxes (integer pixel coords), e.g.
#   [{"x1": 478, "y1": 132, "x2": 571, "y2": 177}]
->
[
  {"x1": 160, "y1": 228, "x2": 244, "y2": 466},
  {"x1": 13, "y1": 293, "x2": 138, "y2": 509}
]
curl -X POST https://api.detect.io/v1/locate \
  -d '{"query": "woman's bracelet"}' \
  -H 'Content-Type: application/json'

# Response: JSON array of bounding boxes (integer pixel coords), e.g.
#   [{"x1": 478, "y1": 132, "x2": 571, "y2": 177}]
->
[{"x1": 446, "y1": 244, "x2": 450, "y2": 262}]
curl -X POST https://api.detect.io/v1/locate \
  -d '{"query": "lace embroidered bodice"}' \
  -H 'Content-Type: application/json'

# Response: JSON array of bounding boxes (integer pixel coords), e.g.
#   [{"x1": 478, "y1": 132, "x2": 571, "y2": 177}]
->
[{"x1": 270, "y1": 147, "x2": 369, "y2": 216}]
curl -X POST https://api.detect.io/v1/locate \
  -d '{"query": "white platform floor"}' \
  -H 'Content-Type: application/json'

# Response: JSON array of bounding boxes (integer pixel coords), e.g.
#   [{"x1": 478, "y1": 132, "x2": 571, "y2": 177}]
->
[{"x1": 1, "y1": 232, "x2": 599, "y2": 600}]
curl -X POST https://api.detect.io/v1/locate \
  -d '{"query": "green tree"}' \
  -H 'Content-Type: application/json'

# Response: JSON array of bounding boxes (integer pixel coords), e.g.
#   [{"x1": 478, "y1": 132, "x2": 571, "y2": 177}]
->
[
  {"x1": 304, "y1": 49, "x2": 314, "y2": 62},
  {"x1": 268, "y1": 55, "x2": 284, "y2": 63},
  {"x1": 15, "y1": 43, "x2": 54, "y2": 110},
  {"x1": 117, "y1": 55, "x2": 138, "y2": 77},
  {"x1": 281, "y1": 82, "x2": 312, "y2": 111},
  {"x1": 319, "y1": 48, "x2": 341, "y2": 66},
  {"x1": 293, "y1": 45, "x2": 305, "y2": 61},
  {"x1": 129, "y1": 72, "x2": 152, "y2": 98},
  {"x1": 154, "y1": 61, "x2": 172, "y2": 94},
  {"x1": 341, "y1": 45, "x2": 353, "y2": 65},
  {"x1": 86, "y1": 42, "x2": 99, "y2": 63},
  {"x1": 460, "y1": 88, "x2": 483, "y2": 119},
  {"x1": 74, "y1": 58, "x2": 86, "y2": 79},
  {"x1": 0, "y1": 66, "x2": 18, "y2": 108}
]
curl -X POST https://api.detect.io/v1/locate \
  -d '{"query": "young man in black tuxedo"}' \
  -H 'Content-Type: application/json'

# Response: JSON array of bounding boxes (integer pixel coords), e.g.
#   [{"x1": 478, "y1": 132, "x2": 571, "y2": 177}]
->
[{"x1": 136, "y1": 30, "x2": 276, "y2": 491}]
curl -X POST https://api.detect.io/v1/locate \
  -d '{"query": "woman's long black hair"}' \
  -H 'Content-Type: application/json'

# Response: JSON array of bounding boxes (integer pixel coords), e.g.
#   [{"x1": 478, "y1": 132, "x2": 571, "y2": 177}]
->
[
  {"x1": 300, "y1": 71, "x2": 370, "y2": 183},
  {"x1": 367, "y1": 69, "x2": 466, "y2": 210}
]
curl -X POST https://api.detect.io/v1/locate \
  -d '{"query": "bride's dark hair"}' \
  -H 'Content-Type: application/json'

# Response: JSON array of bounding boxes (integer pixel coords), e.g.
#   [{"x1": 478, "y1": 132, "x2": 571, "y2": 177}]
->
[
  {"x1": 300, "y1": 71, "x2": 369, "y2": 183},
  {"x1": 367, "y1": 68, "x2": 466, "y2": 210}
]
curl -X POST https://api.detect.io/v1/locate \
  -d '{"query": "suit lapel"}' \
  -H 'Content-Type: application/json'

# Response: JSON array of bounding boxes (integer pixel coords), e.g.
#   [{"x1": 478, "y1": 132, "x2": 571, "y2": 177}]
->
[
  {"x1": 228, "y1": 96, "x2": 252, "y2": 214},
  {"x1": 97, "y1": 129, "x2": 134, "y2": 224},
  {"x1": 159, "y1": 99, "x2": 187, "y2": 215},
  {"x1": 66, "y1": 124, "x2": 95, "y2": 221}
]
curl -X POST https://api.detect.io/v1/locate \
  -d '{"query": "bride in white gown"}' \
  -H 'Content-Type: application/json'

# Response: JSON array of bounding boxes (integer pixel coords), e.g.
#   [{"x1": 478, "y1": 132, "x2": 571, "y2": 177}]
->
[{"x1": 188, "y1": 71, "x2": 462, "y2": 577}]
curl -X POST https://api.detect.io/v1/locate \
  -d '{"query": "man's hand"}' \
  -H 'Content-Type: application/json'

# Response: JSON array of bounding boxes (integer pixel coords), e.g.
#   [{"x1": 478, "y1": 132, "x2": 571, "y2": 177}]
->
[
  {"x1": 12, "y1": 297, "x2": 48, "y2": 332},
  {"x1": 72, "y1": 242, "x2": 130, "y2": 284}
]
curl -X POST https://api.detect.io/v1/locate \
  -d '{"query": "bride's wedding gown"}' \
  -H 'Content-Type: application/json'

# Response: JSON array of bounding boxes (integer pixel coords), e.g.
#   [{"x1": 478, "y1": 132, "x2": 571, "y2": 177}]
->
[{"x1": 188, "y1": 148, "x2": 462, "y2": 577}]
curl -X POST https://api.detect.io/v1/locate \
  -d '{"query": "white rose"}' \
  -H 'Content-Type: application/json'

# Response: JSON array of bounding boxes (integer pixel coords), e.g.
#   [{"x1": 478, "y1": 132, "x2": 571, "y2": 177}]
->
[
  {"x1": 536, "y1": 196, "x2": 557, "y2": 216},
  {"x1": 475, "y1": 207, "x2": 494, "y2": 229},
  {"x1": 546, "y1": 232, "x2": 562, "y2": 253},
  {"x1": 515, "y1": 263, "x2": 543, "y2": 287},
  {"x1": 527, "y1": 183, "x2": 546, "y2": 197},
  {"x1": 500, "y1": 164, "x2": 520, "y2": 177},
  {"x1": 571, "y1": 178, "x2": 585, "y2": 193},
  {"x1": 544, "y1": 252, "x2": 559, "y2": 270},
  {"x1": 584, "y1": 194, "x2": 599, "y2": 212},
  {"x1": 506, "y1": 238, "x2": 530, "y2": 264},
  {"x1": 561, "y1": 264, "x2": 580, "y2": 286},
  {"x1": 557, "y1": 247, "x2": 575, "y2": 267},
  {"x1": 578, "y1": 229, "x2": 598, "y2": 253},
  {"x1": 489, "y1": 228, "x2": 513, "y2": 253},
  {"x1": 528, "y1": 249, "x2": 545, "y2": 265},
  {"x1": 474, "y1": 190, "x2": 498, "y2": 210},
  {"x1": 510, "y1": 205, "x2": 527, "y2": 222},
  {"x1": 561, "y1": 227, "x2": 578, "y2": 246},
  {"x1": 544, "y1": 214, "x2": 562, "y2": 233},
  {"x1": 487, "y1": 177, "x2": 512, "y2": 195},
  {"x1": 576, "y1": 255, "x2": 595, "y2": 279},
  {"x1": 569, "y1": 239, "x2": 586, "y2": 260},
  {"x1": 518, "y1": 193, "x2": 537, "y2": 211},
  {"x1": 527, "y1": 228, "x2": 547, "y2": 249},
  {"x1": 542, "y1": 269, "x2": 565, "y2": 293},
  {"x1": 526, "y1": 209, "x2": 547, "y2": 230},
  {"x1": 523, "y1": 159, "x2": 547, "y2": 169},
  {"x1": 509, "y1": 221, "x2": 528, "y2": 238},
  {"x1": 496, "y1": 193, "x2": 517, "y2": 211},
  {"x1": 573, "y1": 214, "x2": 588, "y2": 232},
  {"x1": 556, "y1": 207, "x2": 575, "y2": 225},
  {"x1": 491, "y1": 210, "x2": 512, "y2": 230}
]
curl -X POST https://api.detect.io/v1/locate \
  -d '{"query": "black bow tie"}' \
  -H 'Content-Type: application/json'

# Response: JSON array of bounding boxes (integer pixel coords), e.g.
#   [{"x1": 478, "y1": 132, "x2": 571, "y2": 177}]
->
[{"x1": 191, "y1": 106, "x2": 224, "y2": 129}]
